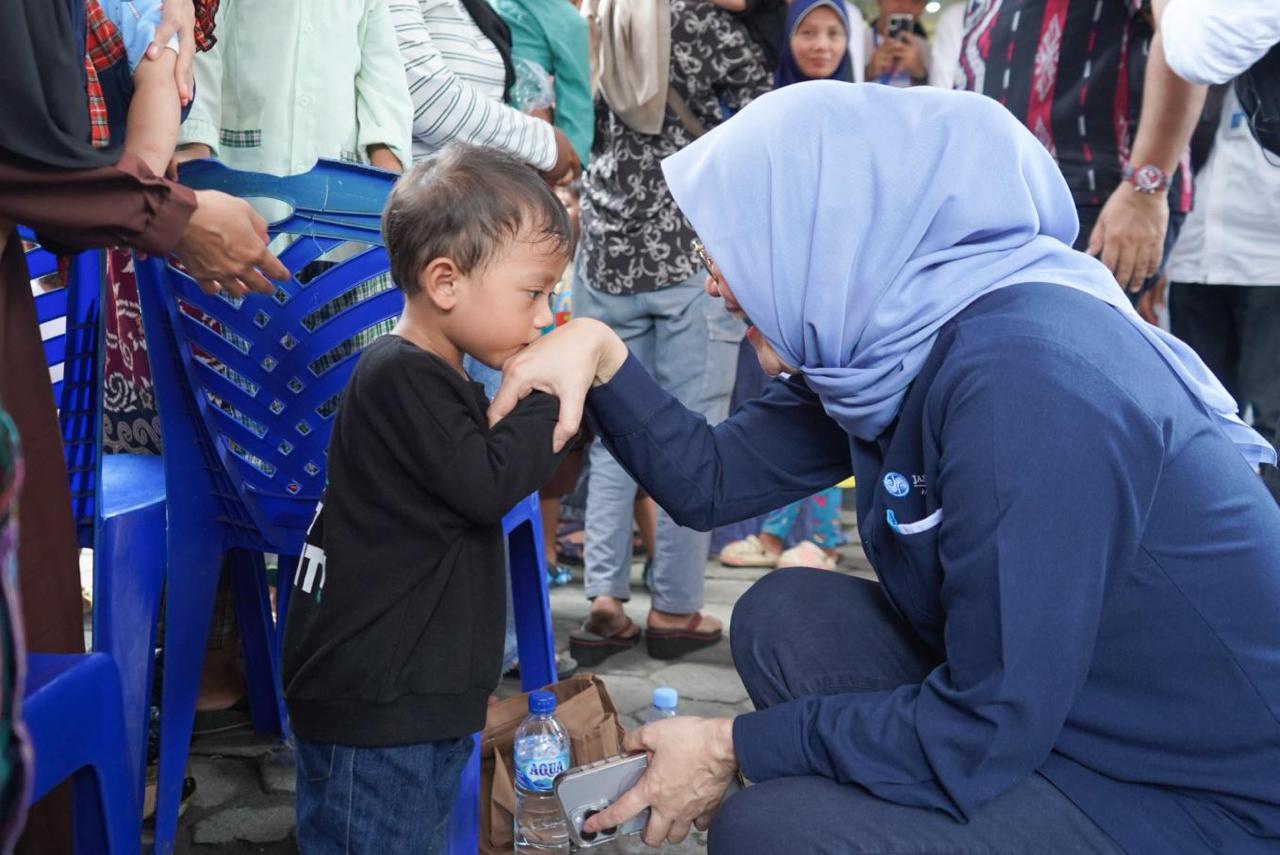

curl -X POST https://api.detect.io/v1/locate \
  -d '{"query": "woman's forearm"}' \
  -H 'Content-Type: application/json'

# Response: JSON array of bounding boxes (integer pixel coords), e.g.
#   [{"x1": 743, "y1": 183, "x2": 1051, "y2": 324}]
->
[
  {"x1": 586, "y1": 359, "x2": 853, "y2": 530},
  {"x1": 126, "y1": 51, "x2": 182, "y2": 177}
]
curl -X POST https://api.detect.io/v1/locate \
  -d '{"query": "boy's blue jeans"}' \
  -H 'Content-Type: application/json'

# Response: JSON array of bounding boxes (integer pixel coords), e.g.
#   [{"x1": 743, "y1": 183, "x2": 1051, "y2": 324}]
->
[{"x1": 295, "y1": 735, "x2": 474, "y2": 854}]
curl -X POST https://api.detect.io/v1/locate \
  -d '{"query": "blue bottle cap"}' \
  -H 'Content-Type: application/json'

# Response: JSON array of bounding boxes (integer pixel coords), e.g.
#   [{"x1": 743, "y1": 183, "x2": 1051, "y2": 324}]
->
[
  {"x1": 529, "y1": 690, "x2": 557, "y2": 715},
  {"x1": 652, "y1": 687, "x2": 678, "y2": 710}
]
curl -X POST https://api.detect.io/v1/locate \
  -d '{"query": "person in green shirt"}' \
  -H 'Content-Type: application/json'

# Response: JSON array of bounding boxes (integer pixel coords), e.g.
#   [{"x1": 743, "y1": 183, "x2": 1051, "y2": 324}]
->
[{"x1": 492, "y1": 0, "x2": 594, "y2": 166}]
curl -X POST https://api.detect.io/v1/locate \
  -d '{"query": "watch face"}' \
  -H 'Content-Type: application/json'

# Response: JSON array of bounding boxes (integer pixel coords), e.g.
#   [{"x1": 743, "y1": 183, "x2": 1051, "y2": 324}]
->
[{"x1": 1134, "y1": 164, "x2": 1165, "y2": 192}]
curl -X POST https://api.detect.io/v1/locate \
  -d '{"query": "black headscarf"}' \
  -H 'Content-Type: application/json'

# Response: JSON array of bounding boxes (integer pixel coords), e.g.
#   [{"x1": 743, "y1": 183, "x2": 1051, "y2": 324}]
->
[
  {"x1": 458, "y1": 0, "x2": 516, "y2": 99},
  {"x1": 0, "y1": 0, "x2": 120, "y2": 167}
]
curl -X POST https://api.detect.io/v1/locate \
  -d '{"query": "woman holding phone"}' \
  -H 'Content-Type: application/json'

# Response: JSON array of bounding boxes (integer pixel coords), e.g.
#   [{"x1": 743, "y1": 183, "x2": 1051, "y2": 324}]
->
[{"x1": 489, "y1": 82, "x2": 1280, "y2": 854}]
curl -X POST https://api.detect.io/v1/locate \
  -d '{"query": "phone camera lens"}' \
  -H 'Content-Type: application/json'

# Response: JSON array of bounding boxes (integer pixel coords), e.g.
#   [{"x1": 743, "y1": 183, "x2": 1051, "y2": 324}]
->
[{"x1": 580, "y1": 809, "x2": 599, "y2": 842}]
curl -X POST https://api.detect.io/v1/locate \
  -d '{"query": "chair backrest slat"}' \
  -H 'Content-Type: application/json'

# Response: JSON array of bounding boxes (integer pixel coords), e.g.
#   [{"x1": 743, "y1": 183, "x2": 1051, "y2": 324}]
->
[{"x1": 25, "y1": 236, "x2": 102, "y2": 542}]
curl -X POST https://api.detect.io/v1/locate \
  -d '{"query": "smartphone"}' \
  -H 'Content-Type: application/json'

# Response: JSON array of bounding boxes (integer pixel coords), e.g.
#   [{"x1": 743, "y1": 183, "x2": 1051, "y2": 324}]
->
[
  {"x1": 554, "y1": 753, "x2": 650, "y2": 849},
  {"x1": 887, "y1": 12, "x2": 915, "y2": 41}
]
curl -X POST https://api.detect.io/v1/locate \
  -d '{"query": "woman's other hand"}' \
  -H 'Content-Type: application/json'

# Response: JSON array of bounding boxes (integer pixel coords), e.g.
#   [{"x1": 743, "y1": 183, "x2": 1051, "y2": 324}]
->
[
  {"x1": 488, "y1": 318, "x2": 627, "y2": 451},
  {"x1": 175, "y1": 190, "x2": 289, "y2": 297},
  {"x1": 581, "y1": 717, "x2": 739, "y2": 847}
]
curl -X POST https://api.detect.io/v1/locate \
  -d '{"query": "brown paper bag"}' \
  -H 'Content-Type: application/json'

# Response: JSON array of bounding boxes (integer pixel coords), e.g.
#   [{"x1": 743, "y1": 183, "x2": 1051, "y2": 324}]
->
[{"x1": 478, "y1": 674, "x2": 626, "y2": 854}]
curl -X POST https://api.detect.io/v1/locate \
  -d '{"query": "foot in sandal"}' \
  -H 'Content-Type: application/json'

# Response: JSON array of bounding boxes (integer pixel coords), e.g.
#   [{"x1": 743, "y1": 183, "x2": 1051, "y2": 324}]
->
[
  {"x1": 645, "y1": 609, "x2": 723, "y2": 660},
  {"x1": 776, "y1": 539, "x2": 839, "y2": 571},
  {"x1": 569, "y1": 598, "x2": 642, "y2": 666},
  {"x1": 718, "y1": 534, "x2": 781, "y2": 567}
]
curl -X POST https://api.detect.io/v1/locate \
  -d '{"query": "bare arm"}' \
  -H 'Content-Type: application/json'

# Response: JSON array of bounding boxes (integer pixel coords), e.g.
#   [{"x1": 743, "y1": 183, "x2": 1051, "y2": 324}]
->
[
  {"x1": 366, "y1": 144, "x2": 404, "y2": 173},
  {"x1": 1130, "y1": 28, "x2": 1207, "y2": 178},
  {"x1": 1086, "y1": 25, "x2": 1206, "y2": 291},
  {"x1": 125, "y1": 50, "x2": 182, "y2": 177},
  {"x1": 145, "y1": 0, "x2": 196, "y2": 103}
]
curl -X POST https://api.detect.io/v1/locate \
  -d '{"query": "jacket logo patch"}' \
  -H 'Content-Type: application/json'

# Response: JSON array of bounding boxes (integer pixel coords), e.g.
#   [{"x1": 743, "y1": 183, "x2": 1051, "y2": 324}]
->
[{"x1": 883, "y1": 472, "x2": 910, "y2": 498}]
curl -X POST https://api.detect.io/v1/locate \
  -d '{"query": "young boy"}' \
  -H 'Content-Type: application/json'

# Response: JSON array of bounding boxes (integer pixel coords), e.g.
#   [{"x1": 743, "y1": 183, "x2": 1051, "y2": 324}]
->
[{"x1": 282, "y1": 143, "x2": 571, "y2": 854}]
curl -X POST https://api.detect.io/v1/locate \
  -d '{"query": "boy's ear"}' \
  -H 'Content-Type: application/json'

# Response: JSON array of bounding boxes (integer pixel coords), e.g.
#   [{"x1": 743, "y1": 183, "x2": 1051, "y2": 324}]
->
[{"x1": 419, "y1": 257, "x2": 460, "y2": 311}]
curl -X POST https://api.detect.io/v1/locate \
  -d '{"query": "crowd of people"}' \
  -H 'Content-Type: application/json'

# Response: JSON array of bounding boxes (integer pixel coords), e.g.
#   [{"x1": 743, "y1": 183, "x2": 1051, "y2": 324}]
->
[{"x1": 1, "y1": 0, "x2": 1279, "y2": 852}]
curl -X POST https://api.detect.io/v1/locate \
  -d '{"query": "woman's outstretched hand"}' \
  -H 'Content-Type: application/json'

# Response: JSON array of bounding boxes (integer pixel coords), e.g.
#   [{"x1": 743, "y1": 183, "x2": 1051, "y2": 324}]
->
[{"x1": 488, "y1": 318, "x2": 629, "y2": 451}]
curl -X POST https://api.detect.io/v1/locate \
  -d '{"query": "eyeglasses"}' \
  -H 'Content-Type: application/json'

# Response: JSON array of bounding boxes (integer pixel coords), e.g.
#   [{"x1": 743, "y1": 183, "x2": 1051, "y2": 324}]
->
[
  {"x1": 693, "y1": 239, "x2": 754, "y2": 329},
  {"x1": 692, "y1": 239, "x2": 718, "y2": 281}
]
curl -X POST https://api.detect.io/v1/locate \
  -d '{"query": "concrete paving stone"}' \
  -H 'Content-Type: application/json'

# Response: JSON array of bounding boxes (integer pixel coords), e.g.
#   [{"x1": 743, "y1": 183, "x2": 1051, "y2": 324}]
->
[
  {"x1": 703, "y1": 563, "x2": 774, "y2": 583},
  {"x1": 191, "y1": 805, "x2": 295, "y2": 846},
  {"x1": 701, "y1": 578, "x2": 753, "y2": 606},
  {"x1": 593, "y1": 673, "x2": 658, "y2": 717},
  {"x1": 189, "y1": 756, "x2": 259, "y2": 810},
  {"x1": 648, "y1": 662, "x2": 748, "y2": 705},
  {"x1": 553, "y1": 615, "x2": 582, "y2": 640},
  {"x1": 190, "y1": 728, "x2": 284, "y2": 759},
  {"x1": 584, "y1": 643, "x2": 669, "y2": 678},
  {"x1": 258, "y1": 745, "x2": 298, "y2": 795},
  {"x1": 664, "y1": 637, "x2": 736, "y2": 669}
]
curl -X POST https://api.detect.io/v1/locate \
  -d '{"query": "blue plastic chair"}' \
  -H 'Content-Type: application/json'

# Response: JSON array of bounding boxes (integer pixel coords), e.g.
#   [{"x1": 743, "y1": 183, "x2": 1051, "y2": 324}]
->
[
  {"x1": 31, "y1": 242, "x2": 170, "y2": 798},
  {"x1": 27, "y1": 238, "x2": 281, "y2": 853},
  {"x1": 24, "y1": 654, "x2": 141, "y2": 854},
  {"x1": 22, "y1": 243, "x2": 143, "y2": 852},
  {"x1": 135, "y1": 159, "x2": 558, "y2": 855}
]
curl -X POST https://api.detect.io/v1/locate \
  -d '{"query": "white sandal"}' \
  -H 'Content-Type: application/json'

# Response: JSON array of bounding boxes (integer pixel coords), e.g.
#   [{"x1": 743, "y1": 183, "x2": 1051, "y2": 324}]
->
[
  {"x1": 719, "y1": 535, "x2": 781, "y2": 568},
  {"x1": 776, "y1": 540, "x2": 839, "y2": 571}
]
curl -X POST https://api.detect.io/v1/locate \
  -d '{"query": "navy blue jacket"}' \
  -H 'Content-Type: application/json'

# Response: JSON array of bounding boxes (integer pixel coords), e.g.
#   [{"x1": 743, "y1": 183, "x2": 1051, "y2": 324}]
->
[{"x1": 586, "y1": 284, "x2": 1280, "y2": 854}]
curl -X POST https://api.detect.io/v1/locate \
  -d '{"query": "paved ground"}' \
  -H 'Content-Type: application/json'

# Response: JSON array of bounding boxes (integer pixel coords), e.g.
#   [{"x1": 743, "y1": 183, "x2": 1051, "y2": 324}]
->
[{"x1": 163, "y1": 511, "x2": 874, "y2": 853}]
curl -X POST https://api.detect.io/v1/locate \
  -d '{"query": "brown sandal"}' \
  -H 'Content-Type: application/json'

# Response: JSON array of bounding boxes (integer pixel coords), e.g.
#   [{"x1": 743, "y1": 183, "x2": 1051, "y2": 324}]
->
[
  {"x1": 645, "y1": 613, "x2": 722, "y2": 660},
  {"x1": 569, "y1": 615, "x2": 642, "y2": 667}
]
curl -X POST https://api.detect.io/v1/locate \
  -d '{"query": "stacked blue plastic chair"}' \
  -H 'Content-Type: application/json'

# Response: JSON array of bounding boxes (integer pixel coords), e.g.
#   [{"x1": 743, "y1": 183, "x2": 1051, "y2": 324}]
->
[
  {"x1": 23, "y1": 242, "x2": 141, "y2": 853},
  {"x1": 135, "y1": 159, "x2": 558, "y2": 854},
  {"x1": 27, "y1": 233, "x2": 285, "y2": 852}
]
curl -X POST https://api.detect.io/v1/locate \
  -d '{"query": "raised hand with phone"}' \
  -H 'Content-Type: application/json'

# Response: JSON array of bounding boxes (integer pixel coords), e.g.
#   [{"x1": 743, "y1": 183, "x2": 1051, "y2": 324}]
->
[{"x1": 865, "y1": 0, "x2": 930, "y2": 85}]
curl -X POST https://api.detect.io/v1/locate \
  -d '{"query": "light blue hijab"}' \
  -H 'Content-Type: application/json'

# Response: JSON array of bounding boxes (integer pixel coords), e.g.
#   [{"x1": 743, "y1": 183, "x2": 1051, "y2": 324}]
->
[{"x1": 661, "y1": 81, "x2": 1275, "y2": 467}]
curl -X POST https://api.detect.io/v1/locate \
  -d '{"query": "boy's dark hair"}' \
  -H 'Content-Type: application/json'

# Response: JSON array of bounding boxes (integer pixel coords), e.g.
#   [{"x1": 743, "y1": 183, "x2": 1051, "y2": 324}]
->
[{"x1": 381, "y1": 143, "x2": 573, "y2": 295}]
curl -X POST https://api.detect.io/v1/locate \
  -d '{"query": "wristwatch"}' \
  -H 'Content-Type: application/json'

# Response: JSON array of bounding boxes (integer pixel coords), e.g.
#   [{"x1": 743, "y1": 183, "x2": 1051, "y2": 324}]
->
[{"x1": 1123, "y1": 163, "x2": 1171, "y2": 195}]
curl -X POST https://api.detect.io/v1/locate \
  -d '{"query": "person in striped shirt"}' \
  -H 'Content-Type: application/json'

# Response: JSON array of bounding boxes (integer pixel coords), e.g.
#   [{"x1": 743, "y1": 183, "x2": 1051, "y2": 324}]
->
[{"x1": 390, "y1": 0, "x2": 580, "y2": 182}]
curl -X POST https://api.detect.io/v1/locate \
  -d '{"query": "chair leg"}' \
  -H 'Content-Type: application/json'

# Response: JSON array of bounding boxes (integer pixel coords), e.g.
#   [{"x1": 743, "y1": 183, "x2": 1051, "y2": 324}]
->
[
  {"x1": 274, "y1": 553, "x2": 298, "y2": 659},
  {"x1": 507, "y1": 511, "x2": 558, "y2": 691},
  {"x1": 446, "y1": 733, "x2": 481, "y2": 855},
  {"x1": 94, "y1": 502, "x2": 167, "y2": 808},
  {"x1": 76, "y1": 701, "x2": 144, "y2": 855},
  {"x1": 151, "y1": 544, "x2": 224, "y2": 855},
  {"x1": 228, "y1": 549, "x2": 288, "y2": 738}
]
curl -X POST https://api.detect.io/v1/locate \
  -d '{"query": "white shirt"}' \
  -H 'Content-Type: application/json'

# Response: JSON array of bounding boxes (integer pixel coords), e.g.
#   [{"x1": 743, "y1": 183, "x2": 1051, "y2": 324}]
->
[
  {"x1": 928, "y1": 3, "x2": 965, "y2": 89},
  {"x1": 389, "y1": 0, "x2": 556, "y2": 169},
  {"x1": 1166, "y1": 89, "x2": 1280, "y2": 287},
  {"x1": 846, "y1": 3, "x2": 868, "y2": 84},
  {"x1": 177, "y1": 0, "x2": 413, "y2": 176},
  {"x1": 1160, "y1": 0, "x2": 1280, "y2": 85}
]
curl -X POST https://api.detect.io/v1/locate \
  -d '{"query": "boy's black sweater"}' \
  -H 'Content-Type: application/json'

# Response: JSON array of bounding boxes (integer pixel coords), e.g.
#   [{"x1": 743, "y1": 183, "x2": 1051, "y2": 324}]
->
[{"x1": 282, "y1": 335, "x2": 563, "y2": 746}]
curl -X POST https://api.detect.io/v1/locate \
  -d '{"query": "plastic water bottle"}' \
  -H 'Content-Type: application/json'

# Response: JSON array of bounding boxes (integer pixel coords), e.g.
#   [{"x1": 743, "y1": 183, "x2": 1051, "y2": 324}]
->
[
  {"x1": 514, "y1": 690, "x2": 571, "y2": 853},
  {"x1": 643, "y1": 687, "x2": 679, "y2": 723}
]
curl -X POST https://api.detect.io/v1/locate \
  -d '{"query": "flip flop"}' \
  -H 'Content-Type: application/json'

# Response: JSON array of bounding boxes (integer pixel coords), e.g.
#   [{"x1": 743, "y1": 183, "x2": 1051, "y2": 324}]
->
[
  {"x1": 569, "y1": 615, "x2": 642, "y2": 667},
  {"x1": 645, "y1": 613, "x2": 723, "y2": 660}
]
